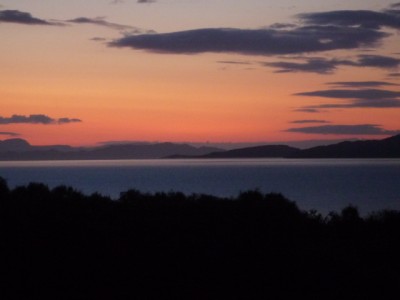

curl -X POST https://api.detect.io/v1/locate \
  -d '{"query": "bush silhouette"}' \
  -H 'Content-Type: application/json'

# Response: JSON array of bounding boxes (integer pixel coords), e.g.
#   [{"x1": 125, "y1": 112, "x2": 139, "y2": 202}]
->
[{"x1": 1, "y1": 176, "x2": 400, "y2": 299}]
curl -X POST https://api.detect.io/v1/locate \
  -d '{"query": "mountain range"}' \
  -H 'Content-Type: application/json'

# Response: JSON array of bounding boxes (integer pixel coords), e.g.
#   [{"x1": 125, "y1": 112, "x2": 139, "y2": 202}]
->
[
  {"x1": 0, "y1": 134, "x2": 399, "y2": 160},
  {"x1": 0, "y1": 139, "x2": 221, "y2": 160}
]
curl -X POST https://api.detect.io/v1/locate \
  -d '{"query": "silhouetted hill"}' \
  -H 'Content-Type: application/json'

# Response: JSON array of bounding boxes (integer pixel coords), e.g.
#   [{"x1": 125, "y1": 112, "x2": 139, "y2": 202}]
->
[
  {"x1": 199, "y1": 145, "x2": 300, "y2": 158},
  {"x1": 0, "y1": 138, "x2": 74, "y2": 153},
  {"x1": 80, "y1": 142, "x2": 222, "y2": 159},
  {"x1": 186, "y1": 135, "x2": 400, "y2": 159},
  {"x1": 0, "y1": 138, "x2": 31, "y2": 151},
  {"x1": 0, "y1": 139, "x2": 221, "y2": 160},
  {"x1": 1, "y1": 135, "x2": 399, "y2": 160},
  {"x1": 292, "y1": 134, "x2": 400, "y2": 158}
]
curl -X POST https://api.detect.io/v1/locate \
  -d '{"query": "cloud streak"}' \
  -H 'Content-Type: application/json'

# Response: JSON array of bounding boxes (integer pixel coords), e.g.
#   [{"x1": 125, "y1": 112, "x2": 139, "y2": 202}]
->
[
  {"x1": 295, "y1": 89, "x2": 400, "y2": 99},
  {"x1": 0, "y1": 132, "x2": 19, "y2": 137},
  {"x1": 67, "y1": 17, "x2": 153, "y2": 34},
  {"x1": 286, "y1": 124, "x2": 400, "y2": 135},
  {"x1": 110, "y1": 0, "x2": 156, "y2": 3},
  {"x1": 290, "y1": 120, "x2": 330, "y2": 124},
  {"x1": 295, "y1": 85, "x2": 400, "y2": 110},
  {"x1": 298, "y1": 7, "x2": 400, "y2": 30},
  {"x1": 327, "y1": 81, "x2": 399, "y2": 88},
  {"x1": 263, "y1": 55, "x2": 400, "y2": 74},
  {"x1": 0, "y1": 10, "x2": 61, "y2": 25},
  {"x1": 0, "y1": 115, "x2": 82, "y2": 125}
]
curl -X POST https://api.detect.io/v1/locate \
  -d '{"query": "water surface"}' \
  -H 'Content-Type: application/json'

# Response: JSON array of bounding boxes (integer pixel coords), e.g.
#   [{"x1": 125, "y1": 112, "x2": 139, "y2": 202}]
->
[{"x1": 1, "y1": 158, "x2": 399, "y2": 214}]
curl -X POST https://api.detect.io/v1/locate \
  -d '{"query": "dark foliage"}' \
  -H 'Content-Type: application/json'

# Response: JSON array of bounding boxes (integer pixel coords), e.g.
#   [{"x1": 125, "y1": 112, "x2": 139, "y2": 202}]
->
[{"x1": 1, "y1": 177, "x2": 399, "y2": 299}]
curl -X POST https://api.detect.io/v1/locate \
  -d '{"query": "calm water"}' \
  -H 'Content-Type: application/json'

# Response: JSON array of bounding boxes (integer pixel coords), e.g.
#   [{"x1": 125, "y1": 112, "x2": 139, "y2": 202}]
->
[{"x1": 1, "y1": 158, "x2": 399, "y2": 214}]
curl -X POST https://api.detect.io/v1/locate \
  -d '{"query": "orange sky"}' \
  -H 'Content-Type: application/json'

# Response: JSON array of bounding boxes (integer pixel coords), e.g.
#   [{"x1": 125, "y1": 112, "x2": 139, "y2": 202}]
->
[{"x1": 1, "y1": 1, "x2": 399, "y2": 146}]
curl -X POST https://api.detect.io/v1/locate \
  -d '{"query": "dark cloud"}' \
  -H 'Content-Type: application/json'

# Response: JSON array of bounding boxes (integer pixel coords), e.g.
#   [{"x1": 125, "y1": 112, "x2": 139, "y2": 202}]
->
[
  {"x1": 109, "y1": 25, "x2": 387, "y2": 56},
  {"x1": 298, "y1": 8, "x2": 400, "y2": 30},
  {"x1": 264, "y1": 55, "x2": 400, "y2": 74},
  {"x1": 295, "y1": 88, "x2": 400, "y2": 99},
  {"x1": 357, "y1": 54, "x2": 400, "y2": 68},
  {"x1": 268, "y1": 23, "x2": 297, "y2": 29},
  {"x1": 388, "y1": 72, "x2": 400, "y2": 77},
  {"x1": 57, "y1": 118, "x2": 82, "y2": 124},
  {"x1": 391, "y1": 3, "x2": 400, "y2": 8},
  {"x1": 0, "y1": 132, "x2": 19, "y2": 137},
  {"x1": 290, "y1": 120, "x2": 330, "y2": 124},
  {"x1": 109, "y1": 4, "x2": 400, "y2": 56},
  {"x1": 263, "y1": 58, "x2": 340, "y2": 74},
  {"x1": 0, "y1": 114, "x2": 82, "y2": 125},
  {"x1": 295, "y1": 87, "x2": 400, "y2": 110},
  {"x1": 304, "y1": 99, "x2": 400, "y2": 109},
  {"x1": 327, "y1": 81, "x2": 399, "y2": 88},
  {"x1": 0, "y1": 10, "x2": 59, "y2": 25},
  {"x1": 286, "y1": 124, "x2": 400, "y2": 135}
]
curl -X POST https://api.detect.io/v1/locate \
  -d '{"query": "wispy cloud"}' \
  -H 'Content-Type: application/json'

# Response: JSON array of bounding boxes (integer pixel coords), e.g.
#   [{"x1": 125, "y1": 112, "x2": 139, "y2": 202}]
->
[
  {"x1": 111, "y1": 0, "x2": 156, "y2": 3},
  {"x1": 327, "y1": 81, "x2": 399, "y2": 88},
  {"x1": 217, "y1": 60, "x2": 252, "y2": 65},
  {"x1": 285, "y1": 124, "x2": 400, "y2": 135},
  {"x1": 57, "y1": 117, "x2": 82, "y2": 124},
  {"x1": 0, "y1": 114, "x2": 82, "y2": 125},
  {"x1": 290, "y1": 120, "x2": 330, "y2": 124},
  {"x1": 298, "y1": 7, "x2": 400, "y2": 30},
  {"x1": 302, "y1": 99, "x2": 400, "y2": 109},
  {"x1": 294, "y1": 108, "x2": 322, "y2": 113},
  {"x1": 295, "y1": 89, "x2": 400, "y2": 99},
  {"x1": 0, "y1": 131, "x2": 19, "y2": 137},
  {"x1": 0, "y1": 10, "x2": 61, "y2": 25},
  {"x1": 295, "y1": 88, "x2": 400, "y2": 110},
  {"x1": 263, "y1": 58, "x2": 340, "y2": 74},
  {"x1": 67, "y1": 17, "x2": 154, "y2": 34},
  {"x1": 295, "y1": 81, "x2": 400, "y2": 111},
  {"x1": 263, "y1": 55, "x2": 400, "y2": 74}
]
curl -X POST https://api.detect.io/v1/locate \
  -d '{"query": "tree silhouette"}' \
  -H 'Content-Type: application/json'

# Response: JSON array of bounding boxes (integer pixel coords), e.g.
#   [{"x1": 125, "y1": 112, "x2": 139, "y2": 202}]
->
[{"x1": 1, "y1": 176, "x2": 400, "y2": 299}]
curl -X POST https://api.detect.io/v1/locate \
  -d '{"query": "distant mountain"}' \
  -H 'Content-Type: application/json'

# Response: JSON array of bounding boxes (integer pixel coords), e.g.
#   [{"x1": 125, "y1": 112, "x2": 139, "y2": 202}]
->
[
  {"x1": 198, "y1": 145, "x2": 300, "y2": 158},
  {"x1": 0, "y1": 138, "x2": 73, "y2": 153},
  {"x1": 292, "y1": 134, "x2": 400, "y2": 158},
  {"x1": 169, "y1": 135, "x2": 400, "y2": 159},
  {"x1": 74, "y1": 143, "x2": 222, "y2": 159},
  {"x1": 0, "y1": 135, "x2": 399, "y2": 160},
  {"x1": 0, "y1": 139, "x2": 221, "y2": 160},
  {"x1": 0, "y1": 139, "x2": 31, "y2": 152}
]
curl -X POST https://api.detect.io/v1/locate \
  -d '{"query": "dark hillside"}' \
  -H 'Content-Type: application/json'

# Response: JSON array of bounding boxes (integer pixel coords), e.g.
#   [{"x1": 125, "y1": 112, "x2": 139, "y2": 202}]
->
[
  {"x1": 200, "y1": 144, "x2": 300, "y2": 158},
  {"x1": 292, "y1": 134, "x2": 400, "y2": 158}
]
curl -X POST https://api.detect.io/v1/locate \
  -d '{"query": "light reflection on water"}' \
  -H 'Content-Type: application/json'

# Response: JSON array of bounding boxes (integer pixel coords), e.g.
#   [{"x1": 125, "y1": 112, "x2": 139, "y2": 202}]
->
[
  {"x1": 1, "y1": 158, "x2": 399, "y2": 214},
  {"x1": 1, "y1": 158, "x2": 400, "y2": 167}
]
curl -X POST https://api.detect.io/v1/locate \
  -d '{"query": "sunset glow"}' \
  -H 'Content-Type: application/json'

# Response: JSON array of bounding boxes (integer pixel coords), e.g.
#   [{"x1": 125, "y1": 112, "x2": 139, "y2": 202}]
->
[{"x1": 1, "y1": 0, "x2": 399, "y2": 146}]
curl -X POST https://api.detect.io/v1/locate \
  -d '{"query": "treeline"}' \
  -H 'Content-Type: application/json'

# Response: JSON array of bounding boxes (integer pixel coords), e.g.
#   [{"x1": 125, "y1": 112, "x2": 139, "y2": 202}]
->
[{"x1": 1, "y1": 177, "x2": 400, "y2": 299}]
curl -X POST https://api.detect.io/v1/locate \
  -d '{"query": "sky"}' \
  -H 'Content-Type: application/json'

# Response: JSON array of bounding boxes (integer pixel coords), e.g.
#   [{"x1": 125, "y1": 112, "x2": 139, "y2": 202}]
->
[{"x1": 1, "y1": 0, "x2": 400, "y2": 146}]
